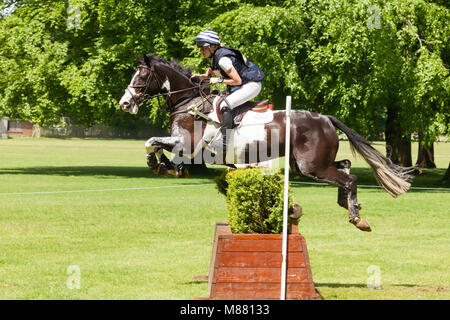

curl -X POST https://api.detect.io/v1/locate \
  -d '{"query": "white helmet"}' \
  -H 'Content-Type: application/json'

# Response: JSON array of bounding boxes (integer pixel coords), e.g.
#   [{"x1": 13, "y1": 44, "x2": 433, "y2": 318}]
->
[{"x1": 195, "y1": 30, "x2": 220, "y2": 47}]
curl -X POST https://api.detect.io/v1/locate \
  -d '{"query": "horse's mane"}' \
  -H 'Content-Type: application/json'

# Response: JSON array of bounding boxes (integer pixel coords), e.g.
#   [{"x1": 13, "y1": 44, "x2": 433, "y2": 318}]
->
[{"x1": 145, "y1": 53, "x2": 192, "y2": 79}]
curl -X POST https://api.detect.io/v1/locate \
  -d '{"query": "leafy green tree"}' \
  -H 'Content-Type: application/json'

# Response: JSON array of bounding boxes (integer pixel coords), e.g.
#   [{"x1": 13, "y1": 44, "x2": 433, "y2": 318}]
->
[
  {"x1": 0, "y1": 0, "x2": 448, "y2": 172},
  {"x1": 279, "y1": 0, "x2": 449, "y2": 166},
  {"x1": 182, "y1": 4, "x2": 309, "y2": 108},
  {"x1": 185, "y1": 0, "x2": 449, "y2": 168},
  {"x1": 0, "y1": 0, "x2": 282, "y2": 127},
  {"x1": 371, "y1": 0, "x2": 449, "y2": 166}
]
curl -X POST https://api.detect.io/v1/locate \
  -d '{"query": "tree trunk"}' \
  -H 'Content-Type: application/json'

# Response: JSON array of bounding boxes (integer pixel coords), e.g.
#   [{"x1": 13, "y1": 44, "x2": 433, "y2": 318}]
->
[
  {"x1": 443, "y1": 163, "x2": 450, "y2": 182},
  {"x1": 385, "y1": 104, "x2": 412, "y2": 167},
  {"x1": 415, "y1": 132, "x2": 436, "y2": 168}
]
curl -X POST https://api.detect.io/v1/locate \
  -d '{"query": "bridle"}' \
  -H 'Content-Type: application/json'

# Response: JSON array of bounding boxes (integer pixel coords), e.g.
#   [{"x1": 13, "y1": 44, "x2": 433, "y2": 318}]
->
[{"x1": 126, "y1": 63, "x2": 210, "y2": 112}]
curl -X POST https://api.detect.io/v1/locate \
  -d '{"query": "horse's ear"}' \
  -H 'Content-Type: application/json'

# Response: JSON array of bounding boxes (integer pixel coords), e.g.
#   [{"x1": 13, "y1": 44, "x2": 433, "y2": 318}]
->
[
  {"x1": 144, "y1": 54, "x2": 153, "y2": 66},
  {"x1": 135, "y1": 54, "x2": 144, "y2": 64}
]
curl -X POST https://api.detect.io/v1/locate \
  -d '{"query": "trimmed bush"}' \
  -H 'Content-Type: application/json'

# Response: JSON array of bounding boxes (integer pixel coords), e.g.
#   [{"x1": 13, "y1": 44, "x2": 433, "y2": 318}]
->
[{"x1": 215, "y1": 167, "x2": 293, "y2": 234}]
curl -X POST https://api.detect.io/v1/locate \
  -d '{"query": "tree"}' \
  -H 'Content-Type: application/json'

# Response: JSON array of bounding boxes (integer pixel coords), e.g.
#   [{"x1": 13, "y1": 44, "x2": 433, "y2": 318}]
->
[
  {"x1": 181, "y1": 4, "x2": 310, "y2": 108},
  {"x1": 282, "y1": 0, "x2": 450, "y2": 166},
  {"x1": 416, "y1": 133, "x2": 436, "y2": 168},
  {"x1": 444, "y1": 162, "x2": 450, "y2": 182},
  {"x1": 0, "y1": 0, "x2": 279, "y2": 127},
  {"x1": 0, "y1": 0, "x2": 448, "y2": 170}
]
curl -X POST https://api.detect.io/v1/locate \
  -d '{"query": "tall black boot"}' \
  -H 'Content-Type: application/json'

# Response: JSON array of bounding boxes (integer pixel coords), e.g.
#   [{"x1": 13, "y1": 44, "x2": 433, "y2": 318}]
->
[{"x1": 220, "y1": 107, "x2": 233, "y2": 154}]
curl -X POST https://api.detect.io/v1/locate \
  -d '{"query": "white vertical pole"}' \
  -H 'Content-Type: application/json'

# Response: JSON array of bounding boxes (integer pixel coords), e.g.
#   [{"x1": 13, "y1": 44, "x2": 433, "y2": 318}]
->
[{"x1": 280, "y1": 96, "x2": 291, "y2": 300}]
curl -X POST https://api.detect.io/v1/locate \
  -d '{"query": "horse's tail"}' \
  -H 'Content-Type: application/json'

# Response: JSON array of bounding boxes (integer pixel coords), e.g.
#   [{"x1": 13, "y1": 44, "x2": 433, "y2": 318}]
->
[{"x1": 328, "y1": 116, "x2": 416, "y2": 197}]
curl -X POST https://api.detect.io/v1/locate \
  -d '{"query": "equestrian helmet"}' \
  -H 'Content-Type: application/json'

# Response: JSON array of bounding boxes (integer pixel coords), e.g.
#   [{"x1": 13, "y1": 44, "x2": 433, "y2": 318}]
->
[{"x1": 195, "y1": 30, "x2": 220, "y2": 47}]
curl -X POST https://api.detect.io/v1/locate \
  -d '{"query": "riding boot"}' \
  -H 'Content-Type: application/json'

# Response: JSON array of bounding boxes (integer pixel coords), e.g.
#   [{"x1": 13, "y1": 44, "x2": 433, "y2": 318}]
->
[{"x1": 220, "y1": 107, "x2": 233, "y2": 154}]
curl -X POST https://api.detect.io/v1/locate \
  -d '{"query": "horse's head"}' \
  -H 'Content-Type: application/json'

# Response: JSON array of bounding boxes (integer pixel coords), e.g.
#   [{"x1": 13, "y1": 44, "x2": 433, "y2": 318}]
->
[
  {"x1": 119, "y1": 54, "x2": 162, "y2": 114},
  {"x1": 119, "y1": 54, "x2": 196, "y2": 114}
]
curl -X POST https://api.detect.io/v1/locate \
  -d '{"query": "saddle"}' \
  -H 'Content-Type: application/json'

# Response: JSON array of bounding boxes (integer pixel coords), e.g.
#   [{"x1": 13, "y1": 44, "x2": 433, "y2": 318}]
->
[{"x1": 215, "y1": 96, "x2": 270, "y2": 127}]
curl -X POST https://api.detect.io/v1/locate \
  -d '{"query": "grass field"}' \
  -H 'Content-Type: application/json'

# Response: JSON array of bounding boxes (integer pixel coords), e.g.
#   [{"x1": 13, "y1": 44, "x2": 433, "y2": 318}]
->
[{"x1": 0, "y1": 137, "x2": 449, "y2": 300}]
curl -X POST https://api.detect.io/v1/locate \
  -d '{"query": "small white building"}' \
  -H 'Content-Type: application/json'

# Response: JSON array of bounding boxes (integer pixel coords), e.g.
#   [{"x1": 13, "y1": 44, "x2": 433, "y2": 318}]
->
[{"x1": 0, "y1": 118, "x2": 40, "y2": 138}]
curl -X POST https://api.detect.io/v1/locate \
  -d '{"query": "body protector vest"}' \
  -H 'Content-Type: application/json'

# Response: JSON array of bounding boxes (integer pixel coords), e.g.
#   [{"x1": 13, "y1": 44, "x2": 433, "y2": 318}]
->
[{"x1": 210, "y1": 47, "x2": 264, "y2": 86}]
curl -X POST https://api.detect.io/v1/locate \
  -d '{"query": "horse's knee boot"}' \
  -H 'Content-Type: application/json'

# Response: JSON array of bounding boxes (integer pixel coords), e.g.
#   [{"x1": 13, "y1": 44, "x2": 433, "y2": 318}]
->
[{"x1": 147, "y1": 152, "x2": 158, "y2": 169}]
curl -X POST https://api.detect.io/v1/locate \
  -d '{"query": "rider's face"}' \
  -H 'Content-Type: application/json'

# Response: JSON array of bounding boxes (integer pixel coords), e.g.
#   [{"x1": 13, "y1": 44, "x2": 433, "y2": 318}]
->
[{"x1": 200, "y1": 46, "x2": 212, "y2": 58}]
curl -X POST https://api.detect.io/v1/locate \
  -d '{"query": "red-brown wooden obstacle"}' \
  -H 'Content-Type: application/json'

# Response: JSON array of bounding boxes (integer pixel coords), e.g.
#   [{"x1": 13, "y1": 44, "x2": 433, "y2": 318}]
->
[{"x1": 197, "y1": 222, "x2": 321, "y2": 300}]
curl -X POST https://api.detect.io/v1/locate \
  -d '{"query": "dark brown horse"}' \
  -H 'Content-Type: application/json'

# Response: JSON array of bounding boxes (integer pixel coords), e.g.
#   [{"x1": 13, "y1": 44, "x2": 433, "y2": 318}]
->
[{"x1": 119, "y1": 54, "x2": 416, "y2": 232}]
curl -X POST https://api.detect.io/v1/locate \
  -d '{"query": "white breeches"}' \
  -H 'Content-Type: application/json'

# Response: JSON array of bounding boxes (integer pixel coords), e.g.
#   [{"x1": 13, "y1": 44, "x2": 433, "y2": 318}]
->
[{"x1": 220, "y1": 81, "x2": 262, "y2": 110}]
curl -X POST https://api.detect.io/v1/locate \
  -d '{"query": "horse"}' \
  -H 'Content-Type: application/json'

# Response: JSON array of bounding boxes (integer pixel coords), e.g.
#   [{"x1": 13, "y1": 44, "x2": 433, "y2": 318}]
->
[{"x1": 119, "y1": 53, "x2": 416, "y2": 232}]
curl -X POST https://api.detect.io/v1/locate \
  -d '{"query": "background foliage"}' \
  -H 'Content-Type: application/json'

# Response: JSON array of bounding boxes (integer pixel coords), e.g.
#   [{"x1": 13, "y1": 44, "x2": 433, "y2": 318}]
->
[{"x1": 0, "y1": 0, "x2": 449, "y2": 165}]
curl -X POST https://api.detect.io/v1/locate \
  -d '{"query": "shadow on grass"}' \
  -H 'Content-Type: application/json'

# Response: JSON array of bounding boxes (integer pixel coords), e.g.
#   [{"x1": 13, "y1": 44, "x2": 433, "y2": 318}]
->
[
  {"x1": 316, "y1": 283, "x2": 448, "y2": 293},
  {"x1": 315, "y1": 283, "x2": 368, "y2": 289},
  {"x1": 0, "y1": 166, "x2": 152, "y2": 179},
  {"x1": 315, "y1": 283, "x2": 431, "y2": 289},
  {"x1": 290, "y1": 167, "x2": 450, "y2": 191},
  {"x1": 1, "y1": 164, "x2": 448, "y2": 189},
  {"x1": 0, "y1": 165, "x2": 226, "y2": 180},
  {"x1": 183, "y1": 280, "x2": 208, "y2": 285}
]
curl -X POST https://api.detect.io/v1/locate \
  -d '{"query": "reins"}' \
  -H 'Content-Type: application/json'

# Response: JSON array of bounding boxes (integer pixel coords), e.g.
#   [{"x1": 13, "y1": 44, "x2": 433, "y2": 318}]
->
[{"x1": 128, "y1": 63, "x2": 212, "y2": 113}]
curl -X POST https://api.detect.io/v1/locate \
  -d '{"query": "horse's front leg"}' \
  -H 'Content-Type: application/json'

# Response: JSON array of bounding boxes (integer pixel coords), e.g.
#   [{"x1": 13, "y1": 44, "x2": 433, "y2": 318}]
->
[{"x1": 145, "y1": 136, "x2": 188, "y2": 178}]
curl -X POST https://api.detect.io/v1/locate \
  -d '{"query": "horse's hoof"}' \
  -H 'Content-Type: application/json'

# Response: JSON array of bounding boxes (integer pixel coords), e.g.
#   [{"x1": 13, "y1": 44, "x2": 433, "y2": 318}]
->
[
  {"x1": 154, "y1": 163, "x2": 169, "y2": 177},
  {"x1": 350, "y1": 218, "x2": 372, "y2": 232},
  {"x1": 181, "y1": 168, "x2": 189, "y2": 178},
  {"x1": 176, "y1": 165, "x2": 189, "y2": 178}
]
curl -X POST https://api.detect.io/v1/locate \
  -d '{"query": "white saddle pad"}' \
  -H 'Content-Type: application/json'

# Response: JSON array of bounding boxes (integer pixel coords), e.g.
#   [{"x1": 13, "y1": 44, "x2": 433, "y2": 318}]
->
[{"x1": 207, "y1": 97, "x2": 274, "y2": 126}]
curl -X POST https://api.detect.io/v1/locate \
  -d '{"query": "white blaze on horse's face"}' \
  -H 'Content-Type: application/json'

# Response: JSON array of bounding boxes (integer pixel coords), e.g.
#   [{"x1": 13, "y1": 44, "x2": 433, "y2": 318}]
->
[
  {"x1": 161, "y1": 76, "x2": 171, "y2": 93},
  {"x1": 119, "y1": 71, "x2": 140, "y2": 114}
]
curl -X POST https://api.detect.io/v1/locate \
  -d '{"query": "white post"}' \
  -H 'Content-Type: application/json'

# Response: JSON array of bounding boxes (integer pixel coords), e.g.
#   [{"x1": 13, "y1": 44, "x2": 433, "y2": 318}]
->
[
  {"x1": 280, "y1": 96, "x2": 291, "y2": 300},
  {"x1": 0, "y1": 118, "x2": 8, "y2": 139}
]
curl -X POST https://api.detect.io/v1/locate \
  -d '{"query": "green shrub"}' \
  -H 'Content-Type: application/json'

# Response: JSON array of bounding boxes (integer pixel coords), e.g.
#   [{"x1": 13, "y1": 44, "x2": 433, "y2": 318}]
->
[
  {"x1": 215, "y1": 167, "x2": 293, "y2": 234},
  {"x1": 214, "y1": 169, "x2": 229, "y2": 196}
]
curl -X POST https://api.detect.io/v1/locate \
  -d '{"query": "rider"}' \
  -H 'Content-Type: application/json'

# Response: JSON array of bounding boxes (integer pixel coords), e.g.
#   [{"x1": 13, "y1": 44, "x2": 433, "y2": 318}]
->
[{"x1": 191, "y1": 30, "x2": 264, "y2": 152}]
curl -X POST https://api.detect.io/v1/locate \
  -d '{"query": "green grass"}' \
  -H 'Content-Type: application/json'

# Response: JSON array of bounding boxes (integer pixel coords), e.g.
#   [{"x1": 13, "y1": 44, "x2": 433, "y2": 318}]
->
[{"x1": 0, "y1": 137, "x2": 449, "y2": 300}]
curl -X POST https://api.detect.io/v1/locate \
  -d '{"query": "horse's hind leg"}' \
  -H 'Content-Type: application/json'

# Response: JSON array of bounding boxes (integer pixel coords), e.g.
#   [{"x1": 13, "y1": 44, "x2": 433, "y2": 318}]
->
[
  {"x1": 296, "y1": 160, "x2": 371, "y2": 232},
  {"x1": 333, "y1": 160, "x2": 362, "y2": 211}
]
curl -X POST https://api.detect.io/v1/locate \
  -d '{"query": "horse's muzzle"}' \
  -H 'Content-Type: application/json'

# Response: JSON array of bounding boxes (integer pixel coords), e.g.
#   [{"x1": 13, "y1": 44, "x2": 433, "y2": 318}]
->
[
  {"x1": 120, "y1": 100, "x2": 130, "y2": 111},
  {"x1": 121, "y1": 103, "x2": 138, "y2": 114},
  {"x1": 119, "y1": 94, "x2": 138, "y2": 114}
]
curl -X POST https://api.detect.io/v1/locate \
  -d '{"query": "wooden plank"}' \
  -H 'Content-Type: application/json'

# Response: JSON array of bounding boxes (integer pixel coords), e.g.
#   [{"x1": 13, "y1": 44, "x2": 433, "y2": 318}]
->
[
  {"x1": 215, "y1": 267, "x2": 309, "y2": 283},
  {"x1": 300, "y1": 236, "x2": 315, "y2": 289},
  {"x1": 220, "y1": 238, "x2": 303, "y2": 252},
  {"x1": 230, "y1": 234, "x2": 302, "y2": 240},
  {"x1": 217, "y1": 251, "x2": 305, "y2": 268},
  {"x1": 229, "y1": 234, "x2": 283, "y2": 240},
  {"x1": 208, "y1": 222, "x2": 232, "y2": 292},
  {"x1": 215, "y1": 222, "x2": 233, "y2": 238},
  {"x1": 211, "y1": 282, "x2": 316, "y2": 300}
]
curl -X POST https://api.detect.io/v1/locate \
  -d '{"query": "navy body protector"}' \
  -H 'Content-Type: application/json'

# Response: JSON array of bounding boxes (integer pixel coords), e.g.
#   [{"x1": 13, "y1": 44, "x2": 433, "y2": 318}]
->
[{"x1": 210, "y1": 47, "x2": 264, "y2": 92}]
